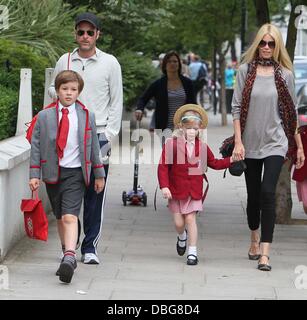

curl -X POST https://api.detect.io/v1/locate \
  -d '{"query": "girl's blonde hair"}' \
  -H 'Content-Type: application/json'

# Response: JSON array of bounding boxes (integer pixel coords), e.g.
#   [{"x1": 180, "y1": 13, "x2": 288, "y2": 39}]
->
[
  {"x1": 241, "y1": 23, "x2": 293, "y2": 72},
  {"x1": 173, "y1": 111, "x2": 206, "y2": 141}
]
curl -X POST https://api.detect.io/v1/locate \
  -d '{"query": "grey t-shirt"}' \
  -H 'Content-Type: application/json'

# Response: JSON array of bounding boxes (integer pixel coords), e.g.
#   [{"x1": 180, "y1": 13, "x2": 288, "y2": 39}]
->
[{"x1": 232, "y1": 63, "x2": 296, "y2": 159}]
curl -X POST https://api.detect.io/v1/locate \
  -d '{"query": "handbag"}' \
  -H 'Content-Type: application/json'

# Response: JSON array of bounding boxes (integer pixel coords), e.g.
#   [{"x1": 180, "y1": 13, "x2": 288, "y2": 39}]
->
[
  {"x1": 20, "y1": 191, "x2": 48, "y2": 241},
  {"x1": 219, "y1": 135, "x2": 234, "y2": 158},
  {"x1": 229, "y1": 160, "x2": 247, "y2": 176}
]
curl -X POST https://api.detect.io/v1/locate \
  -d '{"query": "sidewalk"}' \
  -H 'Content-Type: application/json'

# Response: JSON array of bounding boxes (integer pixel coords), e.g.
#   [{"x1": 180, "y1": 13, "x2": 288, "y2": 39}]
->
[{"x1": 1, "y1": 110, "x2": 307, "y2": 300}]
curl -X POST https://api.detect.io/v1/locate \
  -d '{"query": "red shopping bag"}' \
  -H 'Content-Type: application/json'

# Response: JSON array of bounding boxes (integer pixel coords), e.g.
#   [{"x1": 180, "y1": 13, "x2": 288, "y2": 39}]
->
[{"x1": 20, "y1": 191, "x2": 48, "y2": 241}]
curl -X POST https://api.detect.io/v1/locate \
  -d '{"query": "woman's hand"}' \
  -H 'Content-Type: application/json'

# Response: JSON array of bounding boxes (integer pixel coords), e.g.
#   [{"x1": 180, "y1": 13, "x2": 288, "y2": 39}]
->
[
  {"x1": 161, "y1": 187, "x2": 172, "y2": 200},
  {"x1": 29, "y1": 178, "x2": 40, "y2": 191},
  {"x1": 232, "y1": 141, "x2": 245, "y2": 161},
  {"x1": 296, "y1": 147, "x2": 305, "y2": 169}
]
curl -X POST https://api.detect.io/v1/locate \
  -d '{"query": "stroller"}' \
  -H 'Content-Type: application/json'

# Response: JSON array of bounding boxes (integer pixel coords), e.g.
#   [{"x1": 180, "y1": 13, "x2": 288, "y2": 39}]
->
[{"x1": 122, "y1": 120, "x2": 147, "y2": 206}]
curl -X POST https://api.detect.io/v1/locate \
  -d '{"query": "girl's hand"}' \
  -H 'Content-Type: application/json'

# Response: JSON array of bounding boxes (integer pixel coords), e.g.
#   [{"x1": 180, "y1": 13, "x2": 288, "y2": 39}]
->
[
  {"x1": 94, "y1": 178, "x2": 105, "y2": 193},
  {"x1": 232, "y1": 142, "x2": 245, "y2": 161},
  {"x1": 296, "y1": 147, "x2": 305, "y2": 169},
  {"x1": 161, "y1": 187, "x2": 172, "y2": 199},
  {"x1": 29, "y1": 178, "x2": 40, "y2": 191}
]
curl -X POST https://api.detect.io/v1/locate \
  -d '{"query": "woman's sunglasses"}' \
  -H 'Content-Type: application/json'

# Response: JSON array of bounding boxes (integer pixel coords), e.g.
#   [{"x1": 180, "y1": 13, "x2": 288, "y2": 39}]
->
[
  {"x1": 76, "y1": 29, "x2": 95, "y2": 37},
  {"x1": 259, "y1": 40, "x2": 275, "y2": 49}
]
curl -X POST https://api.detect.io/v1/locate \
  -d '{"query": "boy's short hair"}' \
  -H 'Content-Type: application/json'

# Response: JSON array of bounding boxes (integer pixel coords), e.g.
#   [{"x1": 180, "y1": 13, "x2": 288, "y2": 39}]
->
[{"x1": 55, "y1": 70, "x2": 84, "y2": 93}]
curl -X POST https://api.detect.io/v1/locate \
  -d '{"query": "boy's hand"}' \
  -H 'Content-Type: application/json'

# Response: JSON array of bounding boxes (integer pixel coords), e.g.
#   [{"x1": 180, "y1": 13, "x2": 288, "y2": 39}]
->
[
  {"x1": 135, "y1": 110, "x2": 143, "y2": 121},
  {"x1": 94, "y1": 178, "x2": 105, "y2": 194},
  {"x1": 29, "y1": 178, "x2": 40, "y2": 191},
  {"x1": 161, "y1": 187, "x2": 172, "y2": 199}
]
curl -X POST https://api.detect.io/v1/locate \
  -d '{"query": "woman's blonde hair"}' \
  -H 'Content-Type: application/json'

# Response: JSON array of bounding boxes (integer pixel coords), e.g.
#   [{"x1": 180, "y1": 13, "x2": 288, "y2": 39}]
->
[{"x1": 241, "y1": 23, "x2": 293, "y2": 71}]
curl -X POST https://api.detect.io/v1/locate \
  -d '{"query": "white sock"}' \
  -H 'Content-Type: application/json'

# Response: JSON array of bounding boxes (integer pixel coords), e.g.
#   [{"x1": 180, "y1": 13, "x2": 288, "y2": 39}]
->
[
  {"x1": 188, "y1": 246, "x2": 197, "y2": 260},
  {"x1": 178, "y1": 230, "x2": 187, "y2": 248}
]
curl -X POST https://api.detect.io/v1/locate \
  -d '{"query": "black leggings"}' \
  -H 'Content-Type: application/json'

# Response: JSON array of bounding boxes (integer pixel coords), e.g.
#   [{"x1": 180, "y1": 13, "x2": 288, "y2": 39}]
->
[{"x1": 244, "y1": 156, "x2": 284, "y2": 243}]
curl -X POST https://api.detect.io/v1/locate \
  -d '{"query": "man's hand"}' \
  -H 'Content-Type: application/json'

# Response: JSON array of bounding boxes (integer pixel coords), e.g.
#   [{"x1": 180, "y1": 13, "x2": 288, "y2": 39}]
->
[
  {"x1": 94, "y1": 178, "x2": 105, "y2": 194},
  {"x1": 29, "y1": 178, "x2": 40, "y2": 191}
]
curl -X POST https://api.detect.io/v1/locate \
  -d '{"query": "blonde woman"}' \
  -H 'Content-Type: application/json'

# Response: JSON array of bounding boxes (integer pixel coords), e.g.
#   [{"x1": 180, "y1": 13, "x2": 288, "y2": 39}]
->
[{"x1": 232, "y1": 23, "x2": 305, "y2": 271}]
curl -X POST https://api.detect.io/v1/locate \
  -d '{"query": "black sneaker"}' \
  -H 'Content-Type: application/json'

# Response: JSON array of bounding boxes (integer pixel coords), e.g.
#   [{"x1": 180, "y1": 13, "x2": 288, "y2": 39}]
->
[
  {"x1": 56, "y1": 256, "x2": 77, "y2": 276},
  {"x1": 57, "y1": 255, "x2": 77, "y2": 283}
]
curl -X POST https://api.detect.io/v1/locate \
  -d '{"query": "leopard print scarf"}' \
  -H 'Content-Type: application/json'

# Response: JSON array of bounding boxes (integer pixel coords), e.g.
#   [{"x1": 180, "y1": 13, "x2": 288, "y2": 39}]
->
[{"x1": 240, "y1": 57, "x2": 297, "y2": 158}]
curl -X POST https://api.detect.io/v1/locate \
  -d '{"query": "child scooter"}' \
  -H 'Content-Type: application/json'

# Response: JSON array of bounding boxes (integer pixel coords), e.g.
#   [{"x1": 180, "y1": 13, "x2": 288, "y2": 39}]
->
[{"x1": 122, "y1": 120, "x2": 147, "y2": 206}]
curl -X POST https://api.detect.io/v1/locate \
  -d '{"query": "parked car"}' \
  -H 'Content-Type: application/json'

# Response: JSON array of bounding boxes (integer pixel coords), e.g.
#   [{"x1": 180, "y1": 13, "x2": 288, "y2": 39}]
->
[{"x1": 294, "y1": 56, "x2": 307, "y2": 95}]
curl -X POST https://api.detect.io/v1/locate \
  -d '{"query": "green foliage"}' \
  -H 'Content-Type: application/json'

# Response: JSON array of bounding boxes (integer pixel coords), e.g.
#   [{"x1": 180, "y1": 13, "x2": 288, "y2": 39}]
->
[
  {"x1": 64, "y1": 0, "x2": 174, "y2": 55},
  {"x1": 117, "y1": 51, "x2": 160, "y2": 109},
  {"x1": 0, "y1": 39, "x2": 49, "y2": 112},
  {"x1": 0, "y1": 85, "x2": 18, "y2": 140},
  {"x1": 0, "y1": 0, "x2": 85, "y2": 65}
]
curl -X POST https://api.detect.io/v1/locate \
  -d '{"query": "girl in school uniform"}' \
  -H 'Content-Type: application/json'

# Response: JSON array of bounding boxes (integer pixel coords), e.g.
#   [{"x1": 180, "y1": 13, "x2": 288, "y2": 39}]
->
[{"x1": 158, "y1": 104, "x2": 234, "y2": 265}]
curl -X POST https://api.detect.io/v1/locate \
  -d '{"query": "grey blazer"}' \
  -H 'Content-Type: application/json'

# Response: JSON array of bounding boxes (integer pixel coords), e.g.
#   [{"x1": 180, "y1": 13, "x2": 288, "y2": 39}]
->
[{"x1": 30, "y1": 100, "x2": 105, "y2": 185}]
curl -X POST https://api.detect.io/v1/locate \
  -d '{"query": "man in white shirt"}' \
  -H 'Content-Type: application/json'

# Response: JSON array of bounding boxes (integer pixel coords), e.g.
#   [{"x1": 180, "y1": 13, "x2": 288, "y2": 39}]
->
[{"x1": 49, "y1": 12, "x2": 123, "y2": 264}]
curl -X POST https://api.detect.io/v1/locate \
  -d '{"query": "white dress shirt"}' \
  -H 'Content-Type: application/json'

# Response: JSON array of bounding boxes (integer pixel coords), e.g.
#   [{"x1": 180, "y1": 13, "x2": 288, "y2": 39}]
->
[
  {"x1": 186, "y1": 139, "x2": 195, "y2": 158},
  {"x1": 58, "y1": 102, "x2": 82, "y2": 168}
]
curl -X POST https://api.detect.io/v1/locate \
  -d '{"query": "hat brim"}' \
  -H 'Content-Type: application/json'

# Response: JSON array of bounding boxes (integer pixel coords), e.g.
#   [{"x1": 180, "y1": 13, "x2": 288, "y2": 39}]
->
[{"x1": 173, "y1": 104, "x2": 208, "y2": 129}]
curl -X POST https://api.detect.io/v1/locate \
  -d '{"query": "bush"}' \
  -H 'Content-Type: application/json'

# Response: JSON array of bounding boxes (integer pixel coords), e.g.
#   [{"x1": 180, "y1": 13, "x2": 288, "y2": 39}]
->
[
  {"x1": 117, "y1": 51, "x2": 160, "y2": 110},
  {"x1": 0, "y1": 85, "x2": 18, "y2": 140},
  {"x1": 0, "y1": 39, "x2": 49, "y2": 113}
]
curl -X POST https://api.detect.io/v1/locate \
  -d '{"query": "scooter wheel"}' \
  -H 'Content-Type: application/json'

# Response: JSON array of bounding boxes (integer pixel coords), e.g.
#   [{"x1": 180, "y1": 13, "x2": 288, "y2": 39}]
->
[
  {"x1": 142, "y1": 192, "x2": 147, "y2": 207},
  {"x1": 122, "y1": 191, "x2": 127, "y2": 206}
]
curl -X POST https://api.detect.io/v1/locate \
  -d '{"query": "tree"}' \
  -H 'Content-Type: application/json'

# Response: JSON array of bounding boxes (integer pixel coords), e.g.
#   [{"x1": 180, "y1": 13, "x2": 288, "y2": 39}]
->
[
  {"x1": 254, "y1": 0, "x2": 270, "y2": 26},
  {"x1": 152, "y1": 0, "x2": 242, "y2": 125},
  {"x1": 286, "y1": 0, "x2": 307, "y2": 61},
  {"x1": 63, "y1": 0, "x2": 174, "y2": 56},
  {"x1": 0, "y1": 0, "x2": 84, "y2": 64}
]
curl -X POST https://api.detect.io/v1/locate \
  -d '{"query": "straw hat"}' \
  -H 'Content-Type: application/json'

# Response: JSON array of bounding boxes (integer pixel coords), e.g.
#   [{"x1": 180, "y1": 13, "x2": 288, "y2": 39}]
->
[{"x1": 173, "y1": 104, "x2": 208, "y2": 129}]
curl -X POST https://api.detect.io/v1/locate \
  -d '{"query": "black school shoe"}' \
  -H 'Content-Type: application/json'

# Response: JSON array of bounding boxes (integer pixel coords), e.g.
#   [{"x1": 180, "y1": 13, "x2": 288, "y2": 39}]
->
[
  {"x1": 57, "y1": 255, "x2": 77, "y2": 283},
  {"x1": 176, "y1": 230, "x2": 187, "y2": 256},
  {"x1": 187, "y1": 254, "x2": 198, "y2": 266}
]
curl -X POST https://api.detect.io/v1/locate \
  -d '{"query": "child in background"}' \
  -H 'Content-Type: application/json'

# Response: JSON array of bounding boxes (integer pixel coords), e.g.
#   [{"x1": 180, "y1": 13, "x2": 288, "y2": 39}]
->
[
  {"x1": 158, "y1": 104, "x2": 234, "y2": 265},
  {"x1": 29, "y1": 70, "x2": 105, "y2": 283},
  {"x1": 293, "y1": 122, "x2": 307, "y2": 214}
]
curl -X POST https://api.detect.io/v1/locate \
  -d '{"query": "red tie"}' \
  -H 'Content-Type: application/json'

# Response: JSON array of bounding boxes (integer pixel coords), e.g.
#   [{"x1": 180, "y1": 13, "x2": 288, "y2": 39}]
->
[{"x1": 57, "y1": 108, "x2": 69, "y2": 159}]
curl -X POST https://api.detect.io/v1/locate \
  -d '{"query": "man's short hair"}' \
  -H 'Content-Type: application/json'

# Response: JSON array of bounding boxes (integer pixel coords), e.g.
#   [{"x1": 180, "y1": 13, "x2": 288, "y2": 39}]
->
[
  {"x1": 75, "y1": 12, "x2": 101, "y2": 30},
  {"x1": 55, "y1": 70, "x2": 84, "y2": 93}
]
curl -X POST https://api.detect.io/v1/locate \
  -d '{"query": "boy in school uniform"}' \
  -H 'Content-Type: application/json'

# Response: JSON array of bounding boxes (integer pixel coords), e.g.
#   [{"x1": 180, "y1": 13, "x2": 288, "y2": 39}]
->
[{"x1": 29, "y1": 70, "x2": 105, "y2": 283}]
